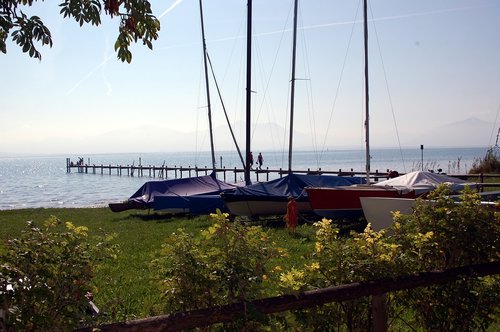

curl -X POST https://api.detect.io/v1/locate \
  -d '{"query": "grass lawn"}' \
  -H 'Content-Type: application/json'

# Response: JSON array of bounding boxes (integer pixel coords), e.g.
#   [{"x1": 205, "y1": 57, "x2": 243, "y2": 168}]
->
[
  {"x1": 1, "y1": 207, "x2": 498, "y2": 331},
  {"x1": 0, "y1": 208, "x2": 317, "y2": 319}
]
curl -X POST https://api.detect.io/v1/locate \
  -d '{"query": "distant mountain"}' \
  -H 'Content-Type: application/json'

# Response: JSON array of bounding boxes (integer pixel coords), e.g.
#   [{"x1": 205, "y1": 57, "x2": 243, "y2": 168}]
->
[
  {"x1": 211, "y1": 121, "x2": 312, "y2": 152},
  {"x1": 43, "y1": 122, "x2": 312, "y2": 154},
  {"x1": 2, "y1": 117, "x2": 495, "y2": 155},
  {"x1": 412, "y1": 117, "x2": 496, "y2": 148}
]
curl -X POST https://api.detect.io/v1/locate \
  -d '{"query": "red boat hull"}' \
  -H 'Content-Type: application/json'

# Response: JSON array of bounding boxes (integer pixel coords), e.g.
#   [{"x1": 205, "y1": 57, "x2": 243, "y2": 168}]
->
[{"x1": 306, "y1": 185, "x2": 415, "y2": 219}]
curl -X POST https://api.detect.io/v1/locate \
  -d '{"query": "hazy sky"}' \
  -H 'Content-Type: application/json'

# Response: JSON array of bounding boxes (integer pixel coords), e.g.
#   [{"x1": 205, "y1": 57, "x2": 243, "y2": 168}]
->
[{"x1": 2, "y1": 0, "x2": 500, "y2": 155}]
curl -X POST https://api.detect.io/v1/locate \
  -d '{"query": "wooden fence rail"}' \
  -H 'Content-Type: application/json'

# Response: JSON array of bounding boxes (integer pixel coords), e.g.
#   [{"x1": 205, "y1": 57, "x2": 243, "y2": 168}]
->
[{"x1": 75, "y1": 260, "x2": 500, "y2": 332}]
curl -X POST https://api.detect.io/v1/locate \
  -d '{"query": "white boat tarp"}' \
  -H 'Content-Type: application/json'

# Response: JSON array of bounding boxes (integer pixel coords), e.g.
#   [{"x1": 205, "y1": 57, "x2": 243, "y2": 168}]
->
[{"x1": 373, "y1": 171, "x2": 475, "y2": 195}]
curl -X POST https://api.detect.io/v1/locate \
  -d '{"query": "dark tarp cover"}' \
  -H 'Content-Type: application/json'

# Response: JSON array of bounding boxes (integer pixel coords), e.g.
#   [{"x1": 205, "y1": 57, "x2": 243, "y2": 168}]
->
[
  {"x1": 221, "y1": 173, "x2": 365, "y2": 202},
  {"x1": 153, "y1": 194, "x2": 229, "y2": 215},
  {"x1": 128, "y1": 172, "x2": 236, "y2": 208}
]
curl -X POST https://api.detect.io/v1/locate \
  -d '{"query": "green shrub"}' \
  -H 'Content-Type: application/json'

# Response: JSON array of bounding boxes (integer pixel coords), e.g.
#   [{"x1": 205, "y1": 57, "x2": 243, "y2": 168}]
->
[
  {"x1": 279, "y1": 185, "x2": 499, "y2": 331},
  {"x1": 392, "y1": 185, "x2": 500, "y2": 331},
  {"x1": 279, "y1": 219, "x2": 402, "y2": 331},
  {"x1": 0, "y1": 216, "x2": 118, "y2": 331},
  {"x1": 151, "y1": 210, "x2": 285, "y2": 329}
]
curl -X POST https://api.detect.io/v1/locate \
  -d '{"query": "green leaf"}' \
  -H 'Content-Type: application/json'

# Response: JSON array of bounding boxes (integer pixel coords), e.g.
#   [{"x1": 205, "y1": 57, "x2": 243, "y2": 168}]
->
[{"x1": 114, "y1": 38, "x2": 120, "y2": 51}]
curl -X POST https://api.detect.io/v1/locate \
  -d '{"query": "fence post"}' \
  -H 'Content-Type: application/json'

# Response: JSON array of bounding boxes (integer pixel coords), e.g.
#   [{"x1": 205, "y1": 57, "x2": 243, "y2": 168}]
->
[{"x1": 371, "y1": 293, "x2": 388, "y2": 332}]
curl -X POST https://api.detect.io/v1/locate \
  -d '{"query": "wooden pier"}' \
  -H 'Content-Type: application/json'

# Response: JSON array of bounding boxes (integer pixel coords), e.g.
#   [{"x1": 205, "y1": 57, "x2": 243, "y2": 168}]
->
[
  {"x1": 66, "y1": 158, "x2": 497, "y2": 188},
  {"x1": 65, "y1": 158, "x2": 395, "y2": 183}
]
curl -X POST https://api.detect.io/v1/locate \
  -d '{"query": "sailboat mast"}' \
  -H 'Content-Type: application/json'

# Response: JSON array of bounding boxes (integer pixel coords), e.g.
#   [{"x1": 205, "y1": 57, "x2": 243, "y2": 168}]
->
[
  {"x1": 198, "y1": 0, "x2": 216, "y2": 172},
  {"x1": 288, "y1": 0, "x2": 298, "y2": 173},
  {"x1": 244, "y1": 0, "x2": 253, "y2": 185},
  {"x1": 363, "y1": 0, "x2": 370, "y2": 183}
]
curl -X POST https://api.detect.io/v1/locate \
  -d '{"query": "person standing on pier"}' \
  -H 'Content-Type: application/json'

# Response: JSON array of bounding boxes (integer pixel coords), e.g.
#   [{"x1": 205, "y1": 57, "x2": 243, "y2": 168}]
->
[{"x1": 257, "y1": 152, "x2": 263, "y2": 169}]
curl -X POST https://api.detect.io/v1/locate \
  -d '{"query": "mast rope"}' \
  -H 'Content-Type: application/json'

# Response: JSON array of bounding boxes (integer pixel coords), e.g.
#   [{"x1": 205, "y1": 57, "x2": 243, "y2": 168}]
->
[
  {"x1": 368, "y1": 1, "x2": 406, "y2": 173},
  {"x1": 319, "y1": 1, "x2": 361, "y2": 162},
  {"x1": 488, "y1": 103, "x2": 500, "y2": 147},
  {"x1": 207, "y1": 53, "x2": 246, "y2": 169}
]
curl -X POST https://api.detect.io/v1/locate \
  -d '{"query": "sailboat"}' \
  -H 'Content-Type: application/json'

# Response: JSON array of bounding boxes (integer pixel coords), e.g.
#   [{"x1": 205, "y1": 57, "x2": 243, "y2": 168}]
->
[
  {"x1": 305, "y1": 1, "x2": 471, "y2": 220},
  {"x1": 360, "y1": 171, "x2": 475, "y2": 230},
  {"x1": 109, "y1": 0, "x2": 240, "y2": 214},
  {"x1": 305, "y1": 0, "x2": 412, "y2": 219},
  {"x1": 220, "y1": 0, "x2": 365, "y2": 218}
]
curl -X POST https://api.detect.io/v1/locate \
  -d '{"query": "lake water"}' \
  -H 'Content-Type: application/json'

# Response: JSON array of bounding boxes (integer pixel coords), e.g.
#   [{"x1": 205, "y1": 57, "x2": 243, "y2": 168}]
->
[{"x1": 0, "y1": 147, "x2": 488, "y2": 210}]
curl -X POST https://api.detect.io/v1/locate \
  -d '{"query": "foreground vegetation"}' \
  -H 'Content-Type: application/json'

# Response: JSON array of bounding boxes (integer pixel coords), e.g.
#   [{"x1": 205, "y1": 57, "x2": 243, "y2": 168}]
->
[
  {"x1": 470, "y1": 146, "x2": 500, "y2": 174},
  {"x1": 0, "y1": 208, "x2": 316, "y2": 328},
  {"x1": 1, "y1": 186, "x2": 499, "y2": 331}
]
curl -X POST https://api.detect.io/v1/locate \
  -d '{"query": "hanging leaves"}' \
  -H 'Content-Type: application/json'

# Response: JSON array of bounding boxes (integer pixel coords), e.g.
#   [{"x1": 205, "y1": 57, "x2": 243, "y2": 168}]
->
[{"x1": 2, "y1": 0, "x2": 160, "y2": 62}]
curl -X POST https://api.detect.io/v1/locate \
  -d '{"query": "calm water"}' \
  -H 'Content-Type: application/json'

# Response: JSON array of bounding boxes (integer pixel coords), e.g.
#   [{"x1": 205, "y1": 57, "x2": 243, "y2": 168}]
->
[{"x1": 0, "y1": 147, "x2": 487, "y2": 210}]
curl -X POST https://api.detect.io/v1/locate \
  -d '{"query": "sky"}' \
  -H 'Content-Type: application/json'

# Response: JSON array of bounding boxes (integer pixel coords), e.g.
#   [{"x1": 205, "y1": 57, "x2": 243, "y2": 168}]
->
[{"x1": 1, "y1": 0, "x2": 500, "y2": 155}]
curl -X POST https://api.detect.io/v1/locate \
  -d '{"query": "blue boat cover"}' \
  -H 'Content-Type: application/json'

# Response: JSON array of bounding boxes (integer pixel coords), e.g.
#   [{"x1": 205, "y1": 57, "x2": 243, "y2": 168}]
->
[
  {"x1": 128, "y1": 172, "x2": 236, "y2": 208},
  {"x1": 222, "y1": 173, "x2": 365, "y2": 202},
  {"x1": 152, "y1": 193, "x2": 231, "y2": 214}
]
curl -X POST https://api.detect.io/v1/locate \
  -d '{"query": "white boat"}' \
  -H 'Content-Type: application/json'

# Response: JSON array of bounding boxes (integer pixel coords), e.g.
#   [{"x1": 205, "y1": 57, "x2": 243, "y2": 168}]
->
[
  {"x1": 360, "y1": 197, "x2": 416, "y2": 231},
  {"x1": 361, "y1": 190, "x2": 500, "y2": 231}
]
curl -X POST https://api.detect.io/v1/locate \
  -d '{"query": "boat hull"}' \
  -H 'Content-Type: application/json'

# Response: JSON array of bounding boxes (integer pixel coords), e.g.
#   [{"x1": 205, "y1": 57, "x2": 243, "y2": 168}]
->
[
  {"x1": 360, "y1": 197, "x2": 416, "y2": 231},
  {"x1": 108, "y1": 200, "x2": 148, "y2": 213},
  {"x1": 222, "y1": 197, "x2": 311, "y2": 217},
  {"x1": 220, "y1": 173, "x2": 365, "y2": 217},
  {"x1": 361, "y1": 191, "x2": 500, "y2": 232},
  {"x1": 306, "y1": 185, "x2": 414, "y2": 220}
]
